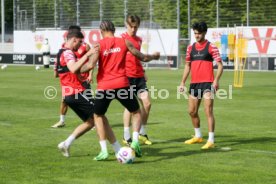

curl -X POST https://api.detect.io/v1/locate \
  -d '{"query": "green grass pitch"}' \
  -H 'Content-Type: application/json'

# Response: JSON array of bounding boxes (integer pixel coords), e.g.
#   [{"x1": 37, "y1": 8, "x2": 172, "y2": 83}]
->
[{"x1": 0, "y1": 66, "x2": 275, "y2": 184}]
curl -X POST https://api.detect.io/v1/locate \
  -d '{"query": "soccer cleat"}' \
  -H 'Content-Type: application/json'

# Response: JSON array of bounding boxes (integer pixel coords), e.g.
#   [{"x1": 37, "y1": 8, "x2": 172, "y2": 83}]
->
[
  {"x1": 58, "y1": 141, "x2": 70, "y2": 157},
  {"x1": 139, "y1": 134, "x2": 152, "y2": 145},
  {"x1": 201, "y1": 141, "x2": 215, "y2": 150},
  {"x1": 131, "y1": 141, "x2": 142, "y2": 157},
  {"x1": 184, "y1": 136, "x2": 204, "y2": 144},
  {"x1": 51, "y1": 121, "x2": 65, "y2": 128},
  {"x1": 93, "y1": 151, "x2": 109, "y2": 161},
  {"x1": 122, "y1": 138, "x2": 132, "y2": 146}
]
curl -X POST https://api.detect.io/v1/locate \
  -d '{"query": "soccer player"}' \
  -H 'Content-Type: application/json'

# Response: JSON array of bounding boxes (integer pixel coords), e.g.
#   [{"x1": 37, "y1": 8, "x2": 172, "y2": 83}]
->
[
  {"x1": 179, "y1": 22, "x2": 223, "y2": 149},
  {"x1": 52, "y1": 26, "x2": 94, "y2": 128},
  {"x1": 80, "y1": 20, "x2": 160, "y2": 160},
  {"x1": 121, "y1": 15, "x2": 153, "y2": 145},
  {"x1": 56, "y1": 30, "x2": 120, "y2": 157}
]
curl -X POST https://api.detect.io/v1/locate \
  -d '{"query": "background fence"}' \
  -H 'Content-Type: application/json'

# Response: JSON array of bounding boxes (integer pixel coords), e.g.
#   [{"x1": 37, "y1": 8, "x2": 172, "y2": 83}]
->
[
  {"x1": 13, "y1": 0, "x2": 178, "y2": 30},
  {"x1": 12, "y1": 0, "x2": 276, "y2": 37}
]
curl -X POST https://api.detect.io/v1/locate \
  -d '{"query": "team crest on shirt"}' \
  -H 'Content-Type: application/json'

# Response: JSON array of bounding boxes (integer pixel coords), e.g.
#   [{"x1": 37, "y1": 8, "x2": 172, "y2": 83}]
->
[{"x1": 103, "y1": 47, "x2": 121, "y2": 56}]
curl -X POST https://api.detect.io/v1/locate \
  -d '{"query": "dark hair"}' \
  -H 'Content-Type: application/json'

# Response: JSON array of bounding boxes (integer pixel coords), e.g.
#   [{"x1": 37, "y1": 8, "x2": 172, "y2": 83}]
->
[
  {"x1": 67, "y1": 31, "x2": 84, "y2": 40},
  {"x1": 68, "y1": 25, "x2": 81, "y2": 33},
  {"x1": 192, "y1": 22, "x2": 208, "y2": 33},
  {"x1": 100, "y1": 20, "x2": 115, "y2": 33},
  {"x1": 126, "y1": 14, "x2": 140, "y2": 26}
]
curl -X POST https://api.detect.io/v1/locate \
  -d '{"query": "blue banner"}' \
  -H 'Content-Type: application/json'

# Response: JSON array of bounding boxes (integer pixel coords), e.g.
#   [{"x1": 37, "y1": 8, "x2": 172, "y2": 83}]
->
[{"x1": 221, "y1": 34, "x2": 228, "y2": 61}]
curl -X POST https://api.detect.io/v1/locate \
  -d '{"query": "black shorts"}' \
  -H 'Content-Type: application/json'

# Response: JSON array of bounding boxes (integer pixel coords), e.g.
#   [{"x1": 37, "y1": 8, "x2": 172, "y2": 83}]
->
[
  {"x1": 94, "y1": 87, "x2": 140, "y2": 115},
  {"x1": 189, "y1": 82, "x2": 214, "y2": 98},
  {"x1": 82, "y1": 81, "x2": 94, "y2": 99},
  {"x1": 64, "y1": 91, "x2": 94, "y2": 121},
  {"x1": 62, "y1": 81, "x2": 92, "y2": 104},
  {"x1": 128, "y1": 77, "x2": 148, "y2": 96},
  {"x1": 82, "y1": 81, "x2": 91, "y2": 90}
]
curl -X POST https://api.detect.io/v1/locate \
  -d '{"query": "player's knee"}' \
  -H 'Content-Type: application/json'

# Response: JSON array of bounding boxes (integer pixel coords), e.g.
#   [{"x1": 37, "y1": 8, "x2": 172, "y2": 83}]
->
[
  {"x1": 132, "y1": 108, "x2": 141, "y2": 115},
  {"x1": 85, "y1": 118, "x2": 94, "y2": 128},
  {"x1": 143, "y1": 101, "x2": 151, "y2": 110},
  {"x1": 188, "y1": 109, "x2": 198, "y2": 117},
  {"x1": 204, "y1": 107, "x2": 213, "y2": 117}
]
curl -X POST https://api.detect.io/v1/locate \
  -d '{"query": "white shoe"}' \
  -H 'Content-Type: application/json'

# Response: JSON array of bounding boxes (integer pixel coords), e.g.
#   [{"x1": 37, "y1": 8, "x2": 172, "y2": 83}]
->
[
  {"x1": 58, "y1": 141, "x2": 70, "y2": 157},
  {"x1": 51, "y1": 121, "x2": 65, "y2": 128}
]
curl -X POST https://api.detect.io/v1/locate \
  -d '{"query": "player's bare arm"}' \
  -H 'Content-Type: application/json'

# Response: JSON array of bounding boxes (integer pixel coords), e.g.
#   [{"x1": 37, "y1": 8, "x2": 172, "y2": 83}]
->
[
  {"x1": 67, "y1": 47, "x2": 97, "y2": 74},
  {"x1": 80, "y1": 44, "x2": 100, "y2": 73},
  {"x1": 213, "y1": 61, "x2": 223, "y2": 90},
  {"x1": 179, "y1": 62, "x2": 191, "y2": 92},
  {"x1": 86, "y1": 43, "x2": 91, "y2": 52},
  {"x1": 125, "y1": 39, "x2": 160, "y2": 62}
]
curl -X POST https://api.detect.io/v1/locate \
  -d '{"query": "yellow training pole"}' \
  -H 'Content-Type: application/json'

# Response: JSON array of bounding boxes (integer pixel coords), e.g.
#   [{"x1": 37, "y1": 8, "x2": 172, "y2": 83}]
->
[{"x1": 234, "y1": 33, "x2": 247, "y2": 88}]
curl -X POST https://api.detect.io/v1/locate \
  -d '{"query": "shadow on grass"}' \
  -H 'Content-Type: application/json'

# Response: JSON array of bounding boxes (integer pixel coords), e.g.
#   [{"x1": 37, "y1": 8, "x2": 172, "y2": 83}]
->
[
  {"x1": 63, "y1": 136, "x2": 276, "y2": 163},
  {"x1": 135, "y1": 146, "x2": 225, "y2": 164},
  {"x1": 111, "y1": 122, "x2": 162, "y2": 129},
  {"x1": 132, "y1": 137, "x2": 227, "y2": 163},
  {"x1": 140, "y1": 135, "x2": 276, "y2": 163}
]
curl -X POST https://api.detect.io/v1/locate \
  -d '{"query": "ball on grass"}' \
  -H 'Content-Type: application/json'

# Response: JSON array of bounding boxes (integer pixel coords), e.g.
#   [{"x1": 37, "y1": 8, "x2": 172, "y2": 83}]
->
[
  {"x1": 116, "y1": 147, "x2": 136, "y2": 164},
  {"x1": 1, "y1": 64, "x2": 7, "y2": 70}
]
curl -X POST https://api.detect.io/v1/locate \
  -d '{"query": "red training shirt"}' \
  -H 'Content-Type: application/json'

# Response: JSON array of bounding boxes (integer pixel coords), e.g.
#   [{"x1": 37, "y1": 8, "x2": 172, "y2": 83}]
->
[
  {"x1": 121, "y1": 32, "x2": 144, "y2": 78},
  {"x1": 59, "y1": 49, "x2": 86, "y2": 96},
  {"x1": 186, "y1": 40, "x2": 221, "y2": 83},
  {"x1": 97, "y1": 37, "x2": 129, "y2": 90}
]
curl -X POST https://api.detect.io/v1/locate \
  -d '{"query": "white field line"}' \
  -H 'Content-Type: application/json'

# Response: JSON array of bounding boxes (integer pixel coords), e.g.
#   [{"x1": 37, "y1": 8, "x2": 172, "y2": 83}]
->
[
  {"x1": 240, "y1": 149, "x2": 276, "y2": 155},
  {"x1": 0, "y1": 121, "x2": 12, "y2": 126}
]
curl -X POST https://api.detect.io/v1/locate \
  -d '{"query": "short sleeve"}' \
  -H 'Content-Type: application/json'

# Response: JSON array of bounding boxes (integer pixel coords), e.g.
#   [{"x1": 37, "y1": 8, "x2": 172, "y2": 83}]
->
[
  {"x1": 185, "y1": 45, "x2": 192, "y2": 62},
  {"x1": 209, "y1": 43, "x2": 222, "y2": 63},
  {"x1": 63, "y1": 50, "x2": 76, "y2": 64}
]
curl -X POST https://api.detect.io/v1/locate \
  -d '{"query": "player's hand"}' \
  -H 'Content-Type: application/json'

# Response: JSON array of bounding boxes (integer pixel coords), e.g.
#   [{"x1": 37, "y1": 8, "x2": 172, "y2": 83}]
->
[
  {"x1": 212, "y1": 80, "x2": 219, "y2": 91},
  {"x1": 152, "y1": 52, "x2": 160, "y2": 60},
  {"x1": 87, "y1": 44, "x2": 99, "y2": 56},
  {"x1": 93, "y1": 43, "x2": 100, "y2": 50},
  {"x1": 179, "y1": 83, "x2": 186, "y2": 93},
  {"x1": 87, "y1": 77, "x2": 94, "y2": 84},
  {"x1": 86, "y1": 76, "x2": 92, "y2": 83}
]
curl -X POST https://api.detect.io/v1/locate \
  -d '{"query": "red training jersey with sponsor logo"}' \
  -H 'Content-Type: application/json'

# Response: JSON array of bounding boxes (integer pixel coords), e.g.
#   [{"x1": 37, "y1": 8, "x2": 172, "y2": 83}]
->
[
  {"x1": 59, "y1": 49, "x2": 86, "y2": 96},
  {"x1": 97, "y1": 37, "x2": 129, "y2": 90},
  {"x1": 186, "y1": 40, "x2": 221, "y2": 83},
  {"x1": 121, "y1": 32, "x2": 144, "y2": 78}
]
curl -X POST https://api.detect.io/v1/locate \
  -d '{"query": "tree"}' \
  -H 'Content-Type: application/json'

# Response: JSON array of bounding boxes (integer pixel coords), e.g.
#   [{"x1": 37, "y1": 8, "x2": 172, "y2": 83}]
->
[
  {"x1": 3, "y1": 0, "x2": 276, "y2": 36},
  {"x1": 153, "y1": 0, "x2": 177, "y2": 29},
  {"x1": 0, "y1": 0, "x2": 13, "y2": 33}
]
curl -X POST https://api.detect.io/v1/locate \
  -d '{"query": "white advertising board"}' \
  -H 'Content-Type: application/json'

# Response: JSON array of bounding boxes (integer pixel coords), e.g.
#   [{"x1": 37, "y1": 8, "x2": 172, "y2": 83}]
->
[
  {"x1": 190, "y1": 27, "x2": 276, "y2": 55},
  {"x1": 14, "y1": 29, "x2": 178, "y2": 56}
]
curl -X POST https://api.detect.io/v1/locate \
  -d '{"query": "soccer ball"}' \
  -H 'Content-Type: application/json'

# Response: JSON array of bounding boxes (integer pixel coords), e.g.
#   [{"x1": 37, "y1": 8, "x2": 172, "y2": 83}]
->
[
  {"x1": 1, "y1": 64, "x2": 7, "y2": 70},
  {"x1": 35, "y1": 66, "x2": 40, "y2": 70},
  {"x1": 116, "y1": 147, "x2": 135, "y2": 164}
]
